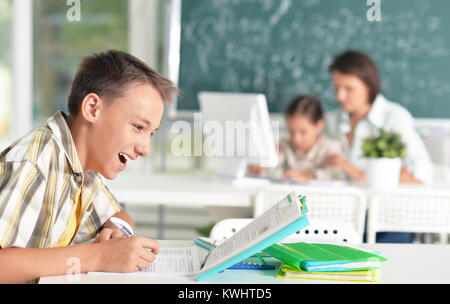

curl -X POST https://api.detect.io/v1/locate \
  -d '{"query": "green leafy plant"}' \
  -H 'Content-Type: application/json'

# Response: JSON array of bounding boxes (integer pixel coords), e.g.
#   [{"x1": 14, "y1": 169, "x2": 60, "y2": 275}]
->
[{"x1": 362, "y1": 128, "x2": 407, "y2": 158}]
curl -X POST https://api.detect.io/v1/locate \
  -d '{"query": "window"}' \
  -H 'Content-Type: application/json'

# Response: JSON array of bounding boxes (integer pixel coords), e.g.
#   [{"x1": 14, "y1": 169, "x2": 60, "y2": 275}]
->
[
  {"x1": 0, "y1": 0, "x2": 12, "y2": 140},
  {"x1": 33, "y1": 0, "x2": 129, "y2": 125}
]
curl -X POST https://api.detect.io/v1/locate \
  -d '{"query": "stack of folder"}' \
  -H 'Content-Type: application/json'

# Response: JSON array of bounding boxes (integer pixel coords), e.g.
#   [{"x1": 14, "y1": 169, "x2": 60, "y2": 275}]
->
[{"x1": 263, "y1": 242, "x2": 387, "y2": 282}]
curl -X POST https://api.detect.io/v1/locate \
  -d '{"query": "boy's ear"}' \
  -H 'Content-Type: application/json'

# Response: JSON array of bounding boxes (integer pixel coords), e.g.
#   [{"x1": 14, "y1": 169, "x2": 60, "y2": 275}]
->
[{"x1": 80, "y1": 93, "x2": 102, "y2": 123}]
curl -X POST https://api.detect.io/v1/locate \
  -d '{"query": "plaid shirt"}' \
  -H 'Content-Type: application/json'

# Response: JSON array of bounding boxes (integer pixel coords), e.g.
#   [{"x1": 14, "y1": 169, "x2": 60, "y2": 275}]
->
[{"x1": 0, "y1": 111, "x2": 122, "y2": 249}]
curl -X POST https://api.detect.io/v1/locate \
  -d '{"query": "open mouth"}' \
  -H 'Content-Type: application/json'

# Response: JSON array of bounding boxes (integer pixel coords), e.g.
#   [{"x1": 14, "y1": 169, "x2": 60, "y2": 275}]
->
[{"x1": 118, "y1": 152, "x2": 129, "y2": 166}]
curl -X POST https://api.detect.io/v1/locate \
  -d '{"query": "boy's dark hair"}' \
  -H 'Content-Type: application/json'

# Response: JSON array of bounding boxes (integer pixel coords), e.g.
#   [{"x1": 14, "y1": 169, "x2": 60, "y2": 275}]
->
[
  {"x1": 67, "y1": 50, "x2": 178, "y2": 116},
  {"x1": 329, "y1": 50, "x2": 380, "y2": 104},
  {"x1": 285, "y1": 95, "x2": 323, "y2": 124}
]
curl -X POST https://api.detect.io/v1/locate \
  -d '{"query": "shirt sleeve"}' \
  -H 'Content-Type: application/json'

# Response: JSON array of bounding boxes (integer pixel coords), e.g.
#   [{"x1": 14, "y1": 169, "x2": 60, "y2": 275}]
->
[
  {"x1": 0, "y1": 161, "x2": 46, "y2": 248},
  {"x1": 313, "y1": 138, "x2": 346, "y2": 180},
  {"x1": 73, "y1": 179, "x2": 122, "y2": 244}
]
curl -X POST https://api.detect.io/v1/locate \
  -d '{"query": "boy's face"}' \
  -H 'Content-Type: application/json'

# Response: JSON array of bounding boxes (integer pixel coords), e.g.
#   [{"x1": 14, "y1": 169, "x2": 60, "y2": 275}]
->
[
  {"x1": 287, "y1": 114, "x2": 324, "y2": 154},
  {"x1": 86, "y1": 82, "x2": 164, "y2": 179}
]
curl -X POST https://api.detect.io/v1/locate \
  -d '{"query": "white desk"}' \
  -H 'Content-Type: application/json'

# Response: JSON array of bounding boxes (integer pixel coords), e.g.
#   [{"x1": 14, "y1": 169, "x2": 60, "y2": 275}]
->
[
  {"x1": 106, "y1": 172, "x2": 450, "y2": 206},
  {"x1": 105, "y1": 173, "x2": 450, "y2": 240},
  {"x1": 105, "y1": 173, "x2": 268, "y2": 238},
  {"x1": 40, "y1": 240, "x2": 450, "y2": 284},
  {"x1": 106, "y1": 172, "x2": 449, "y2": 207},
  {"x1": 105, "y1": 173, "x2": 266, "y2": 208}
]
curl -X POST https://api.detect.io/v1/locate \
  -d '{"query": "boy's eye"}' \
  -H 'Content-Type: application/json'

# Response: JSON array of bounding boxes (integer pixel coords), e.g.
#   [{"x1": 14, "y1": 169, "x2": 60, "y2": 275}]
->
[{"x1": 133, "y1": 124, "x2": 144, "y2": 131}]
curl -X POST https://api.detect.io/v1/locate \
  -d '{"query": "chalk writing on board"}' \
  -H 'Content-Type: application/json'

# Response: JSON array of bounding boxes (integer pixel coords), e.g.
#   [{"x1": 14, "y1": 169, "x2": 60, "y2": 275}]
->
[{"x1": 179, "y1": 0, "x2": 450, "y2": 118}]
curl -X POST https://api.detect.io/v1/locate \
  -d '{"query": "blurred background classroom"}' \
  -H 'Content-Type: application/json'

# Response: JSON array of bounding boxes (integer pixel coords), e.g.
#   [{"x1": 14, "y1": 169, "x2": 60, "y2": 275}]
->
[{"x1": 1, "y1": 0, "x2": 450, "y2": 241}]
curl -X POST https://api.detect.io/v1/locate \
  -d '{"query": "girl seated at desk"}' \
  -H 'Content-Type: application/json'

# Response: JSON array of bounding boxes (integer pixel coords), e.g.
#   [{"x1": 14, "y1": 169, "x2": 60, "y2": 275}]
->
[{"x1": 250, "y1": 95, "x2": 345, "y2": 182}]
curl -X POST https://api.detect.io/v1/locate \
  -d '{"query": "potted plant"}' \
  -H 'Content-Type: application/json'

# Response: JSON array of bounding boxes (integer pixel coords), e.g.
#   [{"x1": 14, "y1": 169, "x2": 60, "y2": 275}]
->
[{"x1": 362, "y1": 128, "x2": 407, "y2": 190}]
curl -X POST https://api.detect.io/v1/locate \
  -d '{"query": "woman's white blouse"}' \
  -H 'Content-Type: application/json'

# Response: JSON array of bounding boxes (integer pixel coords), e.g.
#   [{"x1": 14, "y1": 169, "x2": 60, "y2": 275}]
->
[{"x1": 324, "y1": 94, "x2": 433, "y2": 185}]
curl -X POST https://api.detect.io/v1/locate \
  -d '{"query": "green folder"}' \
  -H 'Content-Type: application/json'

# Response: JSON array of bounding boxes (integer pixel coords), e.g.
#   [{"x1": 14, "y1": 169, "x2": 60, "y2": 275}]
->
[{"x1": 263, "y1": 242, "x2": 387, "y2": 272}]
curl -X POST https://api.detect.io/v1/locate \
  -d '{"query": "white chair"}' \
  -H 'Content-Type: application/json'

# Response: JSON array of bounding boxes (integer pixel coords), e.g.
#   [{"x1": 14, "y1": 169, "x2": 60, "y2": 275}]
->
[
  {"x1": 253, "y1": 185, "x2": 367, "y2": 241},
  {"x1": 209, "y1": 218, "x2": 361, "y2": 244},
  {"x1": 283, "y1": 219, "x2": 361, "y2": 244},
  {"x1": 209, "y1": 218, "x2": 252, "y2": 241},
  {"x1": 367, "y1": 189, "x2": 450, "y2": 244}
]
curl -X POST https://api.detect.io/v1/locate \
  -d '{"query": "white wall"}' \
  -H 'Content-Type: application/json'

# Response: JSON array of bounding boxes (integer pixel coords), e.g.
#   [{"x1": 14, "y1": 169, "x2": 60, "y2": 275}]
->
[{"x1": 128, "y1": 0, "x2": 160, "y2": 70}]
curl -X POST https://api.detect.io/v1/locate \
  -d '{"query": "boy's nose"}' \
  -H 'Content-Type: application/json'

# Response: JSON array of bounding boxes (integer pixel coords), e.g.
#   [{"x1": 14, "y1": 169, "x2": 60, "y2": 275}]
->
[{"x1": 136, "y1": 136, "x2": 151, "y2": 157}]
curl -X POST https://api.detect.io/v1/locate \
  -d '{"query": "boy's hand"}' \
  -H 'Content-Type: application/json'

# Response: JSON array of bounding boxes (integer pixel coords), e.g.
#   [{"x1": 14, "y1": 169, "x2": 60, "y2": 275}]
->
[
  {"x1": 96, "y1": 213, "x2": 135, "y2": 242},
  {"x1": 96, "y1": 237, "x2": 160, "y2": 273},
  {"x1": 94, "y1": 227, "x2": 127, "y2": 243}
]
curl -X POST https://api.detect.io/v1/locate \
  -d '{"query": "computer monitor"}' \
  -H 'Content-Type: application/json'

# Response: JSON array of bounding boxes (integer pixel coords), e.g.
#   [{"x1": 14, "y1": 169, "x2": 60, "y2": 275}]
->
[{"x1": 199, "y1": 91, "x2": 278, "y2": 185}]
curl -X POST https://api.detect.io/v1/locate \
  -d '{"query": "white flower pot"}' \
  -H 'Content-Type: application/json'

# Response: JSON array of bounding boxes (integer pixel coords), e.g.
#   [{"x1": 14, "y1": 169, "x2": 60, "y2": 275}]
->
[{"x1": 366, "y1": 157, "x2": 402, "y2": 190}]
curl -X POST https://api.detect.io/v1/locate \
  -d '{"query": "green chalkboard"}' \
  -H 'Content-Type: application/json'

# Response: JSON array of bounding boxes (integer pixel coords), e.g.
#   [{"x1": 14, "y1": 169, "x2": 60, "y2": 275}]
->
[{"x1": 178, "y1": 0, "x2": 450, "y2": 118}]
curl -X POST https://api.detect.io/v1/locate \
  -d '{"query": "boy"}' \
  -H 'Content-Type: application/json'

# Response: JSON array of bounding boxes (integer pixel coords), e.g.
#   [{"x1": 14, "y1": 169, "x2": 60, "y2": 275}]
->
[{"x1": 0, "y1": 50, "x2": 178, "y2": 283}]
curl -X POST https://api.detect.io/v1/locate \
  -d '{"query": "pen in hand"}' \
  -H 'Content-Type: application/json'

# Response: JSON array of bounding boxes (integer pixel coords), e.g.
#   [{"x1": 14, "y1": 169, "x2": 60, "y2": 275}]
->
[
  {"x1": 109, "y1": 217, "x2": 156, "y2": 255},
  {"x1": 110, "y1": 217, "x2": 134, "y2": 238}
]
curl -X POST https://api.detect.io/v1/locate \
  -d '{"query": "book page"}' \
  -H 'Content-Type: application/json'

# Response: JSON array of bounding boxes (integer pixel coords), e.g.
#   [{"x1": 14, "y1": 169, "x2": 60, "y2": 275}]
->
[
  {"x1": 200, "y1": 191, "x2": 302, "y2": 273},
  {"x1": 89, "y1": 246, "x2": 201, "y2": 277},
  {"x1": 140, "y1": 247, "x2": 200, "y2": 276}
]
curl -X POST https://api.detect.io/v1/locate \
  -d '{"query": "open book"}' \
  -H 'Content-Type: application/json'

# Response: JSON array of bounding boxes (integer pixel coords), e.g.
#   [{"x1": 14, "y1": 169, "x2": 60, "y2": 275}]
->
[
  {"x1": 90, "y1": 191, "x2": 309, "y2": 280},
  {"x1": 196, "y1": 191, "x2": 308, "y2": 281}
]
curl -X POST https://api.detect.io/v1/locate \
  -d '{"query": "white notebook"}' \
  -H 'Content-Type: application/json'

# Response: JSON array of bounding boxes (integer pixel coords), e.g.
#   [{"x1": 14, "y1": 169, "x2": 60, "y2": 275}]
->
[{"x1": 89, "y1": 246, "x2": 201, "y2": 277}]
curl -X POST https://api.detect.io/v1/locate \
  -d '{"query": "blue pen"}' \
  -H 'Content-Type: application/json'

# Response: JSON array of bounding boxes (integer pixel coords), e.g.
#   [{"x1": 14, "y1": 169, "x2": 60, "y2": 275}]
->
[
  {"x1": 194, "y1": 237, "x2": 218, "y2": 250},
  {"x1": 110, "y1": 217, "x2": 134, "y2": 238}
]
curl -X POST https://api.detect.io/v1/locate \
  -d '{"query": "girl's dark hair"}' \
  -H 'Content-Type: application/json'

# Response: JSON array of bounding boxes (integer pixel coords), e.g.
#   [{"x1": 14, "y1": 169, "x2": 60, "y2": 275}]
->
[
  {"x1": 67, "y1": 50, "x2": 178, "y2": 116},
  {"x1": 329, "y1": 50, "x2": 380, "y2": 104},
  {"x1": 285, "y1": 95, "x2": 323, "y2": 124}
]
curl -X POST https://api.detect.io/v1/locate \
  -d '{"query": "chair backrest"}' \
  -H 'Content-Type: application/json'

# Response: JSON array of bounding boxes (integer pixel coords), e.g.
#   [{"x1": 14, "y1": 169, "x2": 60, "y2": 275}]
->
[
  {"x1": 253, "y1": 184, "x2": 367, "y2": 240},
  {"x1": 367, "y1": 189, "x2": 450, "y2": 244},
  {"x1": 209, "y1": 218, "x2": 361, "y2": 244},
  {"x1": 282, "y1": 219, "x2": 361, "y2": 244}
]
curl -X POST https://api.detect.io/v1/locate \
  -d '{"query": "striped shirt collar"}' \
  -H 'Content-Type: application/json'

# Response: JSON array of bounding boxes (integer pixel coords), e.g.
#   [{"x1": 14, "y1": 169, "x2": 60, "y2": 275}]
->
[{"x1": 47, "y1": 111, "x2": 84, "y2": 176}]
